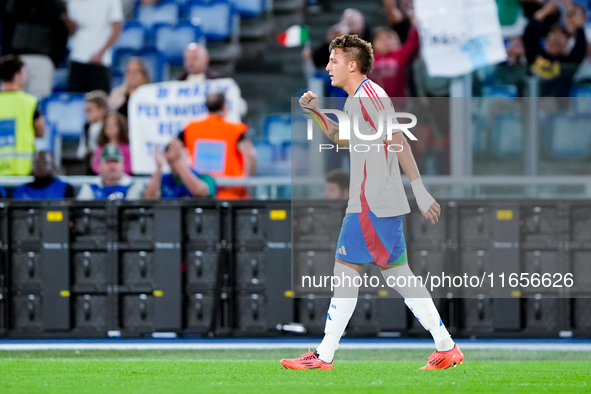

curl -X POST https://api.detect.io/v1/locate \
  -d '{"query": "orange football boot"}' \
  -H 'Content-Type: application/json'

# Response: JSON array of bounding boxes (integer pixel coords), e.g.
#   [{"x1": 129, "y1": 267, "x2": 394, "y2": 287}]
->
[
  {"x1": 280, "y1": 347, "x2": 334, "y2": 370},
  {"x1": 420, "y1": 344, "x2": 464, "y2": 370}
]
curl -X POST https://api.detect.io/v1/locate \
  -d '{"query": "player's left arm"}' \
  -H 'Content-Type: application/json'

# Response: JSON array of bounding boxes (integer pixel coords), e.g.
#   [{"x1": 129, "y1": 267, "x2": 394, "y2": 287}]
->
[{"x1": 389, "y1": 132, "x2": 441, "y2": 224}]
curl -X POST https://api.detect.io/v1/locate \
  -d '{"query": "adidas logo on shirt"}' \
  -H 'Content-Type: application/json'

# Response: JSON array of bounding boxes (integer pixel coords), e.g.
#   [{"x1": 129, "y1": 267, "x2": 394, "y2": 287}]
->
[{"x1": 337, "y1": 246, "x2": 347, "y2": 255}]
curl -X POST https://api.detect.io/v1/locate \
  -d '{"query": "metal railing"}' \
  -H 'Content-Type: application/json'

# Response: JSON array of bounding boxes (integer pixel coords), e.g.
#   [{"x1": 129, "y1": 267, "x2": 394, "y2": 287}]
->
[{"x1": 2, "y1": 175, "x2": 591, "y2": 199}]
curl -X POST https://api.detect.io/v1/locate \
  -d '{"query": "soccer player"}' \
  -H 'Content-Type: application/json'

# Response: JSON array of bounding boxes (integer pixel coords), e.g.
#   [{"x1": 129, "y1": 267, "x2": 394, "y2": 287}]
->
[{"x1": 280, "y1": 34, "x2": 464, "y2": 370}]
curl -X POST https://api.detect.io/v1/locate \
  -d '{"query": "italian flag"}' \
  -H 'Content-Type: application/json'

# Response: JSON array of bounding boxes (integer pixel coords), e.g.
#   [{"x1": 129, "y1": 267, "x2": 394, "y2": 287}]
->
[{"x1": 277, "y1": 25, "x2": 310, "y2": 47}]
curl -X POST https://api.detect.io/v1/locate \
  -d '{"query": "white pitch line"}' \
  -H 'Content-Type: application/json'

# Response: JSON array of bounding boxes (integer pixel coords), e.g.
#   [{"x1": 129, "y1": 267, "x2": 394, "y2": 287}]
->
[{"x1": 0, "y1": 342, "x2": 589, "y2": 351}]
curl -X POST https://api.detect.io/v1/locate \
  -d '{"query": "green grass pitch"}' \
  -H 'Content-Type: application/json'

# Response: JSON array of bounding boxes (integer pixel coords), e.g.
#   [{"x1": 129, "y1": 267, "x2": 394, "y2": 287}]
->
[{"x1": 0, "y1": 348, "x2": 590, "y2": 393}]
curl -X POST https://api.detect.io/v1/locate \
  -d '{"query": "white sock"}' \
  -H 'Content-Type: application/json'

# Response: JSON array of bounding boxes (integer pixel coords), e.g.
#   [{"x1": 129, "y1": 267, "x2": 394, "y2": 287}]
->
[
  {"x1": 381, "y1": 265, "x2": 455, "y2": 352},
  {"x1": 316, "y1": 262, "x2": 359, "y2": 363}
]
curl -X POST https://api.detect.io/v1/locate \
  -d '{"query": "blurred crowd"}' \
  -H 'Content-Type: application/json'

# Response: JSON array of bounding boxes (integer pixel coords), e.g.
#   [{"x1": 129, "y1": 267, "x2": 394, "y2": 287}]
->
[
  {"x1": 0, "y1": 0, "x2": 258, "y2": 200},
  {"x1": 307, "y1": 0, "x2": 591, "y2": 98},
  {"x1": 305, "y1": 0, "x2": 591, "y2": 175},
  {"x1": 0, "y1": 0, "x2": 590, "y2": 196}
]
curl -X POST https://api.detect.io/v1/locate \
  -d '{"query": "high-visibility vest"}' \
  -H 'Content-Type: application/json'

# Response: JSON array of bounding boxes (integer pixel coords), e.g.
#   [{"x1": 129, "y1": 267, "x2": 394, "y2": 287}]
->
[
  {"x1": 183, "y1": 114, "x2": 248, "y2": 199},
  {"x1": 0, "y1": 90, "x2": 37, "y2": 176}
]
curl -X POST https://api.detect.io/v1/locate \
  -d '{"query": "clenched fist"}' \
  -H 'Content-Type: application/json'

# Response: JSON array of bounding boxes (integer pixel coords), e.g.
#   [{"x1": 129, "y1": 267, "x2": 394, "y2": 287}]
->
[{"x1": 299, "y1": 91, "x2": 319, "y2": 114}]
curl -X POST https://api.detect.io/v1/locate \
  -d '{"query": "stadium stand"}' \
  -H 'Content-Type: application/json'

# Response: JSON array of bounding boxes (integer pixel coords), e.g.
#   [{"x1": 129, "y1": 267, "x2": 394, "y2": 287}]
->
[
  {"x1": 153, "y1": 21, "x2": 203, "y2": 65},
  {"x1": 549, "y1": 114, "x2": 591, "y2": 160},
  {"x1": 185, "y1": 0, "x2": 241, "y2": 66},
  {"x1": 41, "y1": 93, "x2": 87, "y2": 164},
  {"x1": 113, "y1": 20, "x2": 149, "y2": 52},
  {"x1": 570, "y1": 85, "x2": 591, "y2": 113},
  {"x1": 234, "y1": 0, "x2": 273, "y2": 42},
  {"x1": 233, "y1": 0, "x2": 266, "y2": 19},
  {"x1": 52, "y1": 68, "x2": 69, "y2": 93},
  {"x1": 481, "y1": 84, "x2": 519, "y2": 98},
  {"x1": 135, "y1": 0, "x2": 181, "y2": 28},
  {"x1": 2, "y1": 0, "x2": 591, "y2": 178},
  {"x1": 492, "y1": 113, "x2": 523, "y2": 160},
  {"x1": 112, "y1": 47, "x2": 169, "y2": 82}
]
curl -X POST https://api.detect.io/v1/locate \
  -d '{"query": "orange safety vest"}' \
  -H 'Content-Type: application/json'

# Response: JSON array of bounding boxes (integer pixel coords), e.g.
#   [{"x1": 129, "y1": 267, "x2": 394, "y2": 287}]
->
[{"x1": 183, "y1": 114, "x2": 248, "y2": 199}]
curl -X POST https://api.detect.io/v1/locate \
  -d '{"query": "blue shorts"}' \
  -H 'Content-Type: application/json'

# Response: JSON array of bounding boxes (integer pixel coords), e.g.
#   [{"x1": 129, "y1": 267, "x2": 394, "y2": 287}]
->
[{"x1": 335, "y1": 211, "x2": 407, "y2": 267}]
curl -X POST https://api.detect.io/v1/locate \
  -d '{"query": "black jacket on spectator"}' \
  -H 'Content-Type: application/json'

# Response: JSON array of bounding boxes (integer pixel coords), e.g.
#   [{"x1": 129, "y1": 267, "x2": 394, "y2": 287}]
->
[
  {"x1": 0, "y1": 0, "x2": 69, "y2": 66},
  {"x1": 392, "y1": 17, "x2": 411, "y2": 44},
  {"x1": 523, "y1": 19, "x2": 586, "y2": 97},
  {"x1": 312, "y1": 26, "x2": 373, "y2": 69}
]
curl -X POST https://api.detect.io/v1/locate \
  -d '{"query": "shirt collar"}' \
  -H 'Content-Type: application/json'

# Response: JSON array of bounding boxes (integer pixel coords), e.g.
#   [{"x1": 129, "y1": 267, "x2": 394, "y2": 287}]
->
[{"x1": 353, "y1": 79, "x2": 370, "y2": 96}]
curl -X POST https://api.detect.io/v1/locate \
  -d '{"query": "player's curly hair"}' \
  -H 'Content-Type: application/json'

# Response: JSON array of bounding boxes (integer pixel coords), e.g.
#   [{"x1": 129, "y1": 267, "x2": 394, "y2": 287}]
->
[{"x1": 329, "y1": 34, "x2": 374, "y2": 75}]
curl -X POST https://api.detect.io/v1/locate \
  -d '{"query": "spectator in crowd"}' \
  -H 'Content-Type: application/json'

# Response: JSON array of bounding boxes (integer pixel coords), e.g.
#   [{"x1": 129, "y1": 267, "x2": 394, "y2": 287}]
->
[
  {"x1": 179, "y1": 92, "x2": 256, "y2": 199},
  {"x1": 524, "y1": 0, "x2": 587, "y2": 96},
  {"x1": 77, "y1": 90, "x2": 109, "y2": 174},
  {"x1": 108, "y1": 57, "x2": 151, "y2": 118},
  {"x1": 177, "y1": 43, "x2": 222, "y2": 82},
  {"x1": 66, "y1": 0, "x2": 124, "y2": 93},
  {"x1": 13, "y1": 151, "x2": 75, "y2": 199},
  {"x1": 0, "y1": 0, "x2": 70, "y2": 98},
  {"x1": 381, "y1": 0, "x2": 420, "y2": 97},
  {"x1": 323, "y1": 169, "x2": 349, "y2": 199},
  {"x1": 144, "y1": 139, "x2": 215, "y2": 199},
  {"x1": 309, "y1": 9, "x2": 372, "y2": 70},
  {"x1": 78, "y1": 144, "x2": 143, "y2": 200},
  {"x1": 92, "y1": 112, "x2": 131, "y2": 175},
  {"x1": 383, "y1": 0, "x2": 413, "y2": 44},
  {"x1": 370, "y1": 24, "x2": 419, "y2": 99},
  {"x1": 0, "y1": 55, "x2": 45, "y2": 176},
  {"x1": 303, "y1": 8, "x2": 373, "y2": 97},
  {"x1": 494, "y1": 36, "x2": 528, "y2": 95},
  {"x1": 176, "y1": 43, "x2": 247, "y2": 115}
]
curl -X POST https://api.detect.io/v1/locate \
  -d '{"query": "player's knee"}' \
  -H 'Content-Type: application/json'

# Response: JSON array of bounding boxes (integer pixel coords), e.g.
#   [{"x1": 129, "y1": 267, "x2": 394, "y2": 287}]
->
[
  {"x1": 333, "y1": 261, "x2": 360, "y2": 298},
  {"x1": 381, "y1": 264, "x2": 430, "y2": 299}
]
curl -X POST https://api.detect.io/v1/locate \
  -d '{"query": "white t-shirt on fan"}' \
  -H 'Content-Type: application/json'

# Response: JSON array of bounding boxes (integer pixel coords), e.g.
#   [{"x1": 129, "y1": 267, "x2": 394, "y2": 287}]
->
[{"x1": 67, "y1": 0, "x2": 124, "y2": 66}]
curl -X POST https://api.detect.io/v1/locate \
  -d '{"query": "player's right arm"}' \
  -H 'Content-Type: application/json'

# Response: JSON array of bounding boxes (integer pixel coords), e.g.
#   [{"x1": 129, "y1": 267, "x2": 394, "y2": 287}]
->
[
  {"x1": 299, "y1": 91, "x2": 349, "y2": 147},
  {"x1": 389, "y1": 131, "x2": 441, "y2": 225}
]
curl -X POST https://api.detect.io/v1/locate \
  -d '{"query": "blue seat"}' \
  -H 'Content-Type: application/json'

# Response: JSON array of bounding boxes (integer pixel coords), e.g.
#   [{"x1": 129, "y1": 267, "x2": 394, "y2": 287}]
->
[
  {"x1": 152, "y1": 21, "x2": 202, "y2": 65},
  {"x1": 112, "y1": 47, "x2": 168, "y2": 82},
  {"x1": 492, "y1": 113, "x2": 523, "y2": 159},
  {"x1": 112, "y1": 49, "x2": 135, "y2": 78},
  {"x1": 41, "y1": 93, "x2": 86, "y2": 137},
  {"x1": 34, "y1": 123, "x2": 56, "y2": 153},
  {"x1": 482, "y1": 84, "x2": 518, "y2": 98},
  {"x1": 111, "y1": 71, "x2": 124, "y2": 90},
  {"x1": 185, "y1": 0, "x2": 234, "y2": 41},
  {"x1": 231, "y1": 0, "x2": 265, "y2": 18},
  {"x1": 263, "y1": 114, "x2": 292, "y2": 147},
  {"x1": 113, "y1": 20, "x2": 147, "y2": 51},
  {"x1": 52, "y1": 68, "x2": 69, "y2": 93},
  {"x1": 570, "y1": 85, "x2": 591, "y2": 113},
  {"x1": 549, "y1": 114, "x2": 591, "y2": 160},
  {"x1": 253, "y1": 140, "x2": 276, "y2": 175},
  {"x1": 284, "y1": 142, "x2": 308, "y2": 176},
  {"x1": 136, "y1": 0, "x2": 180, "y2": 29}
]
